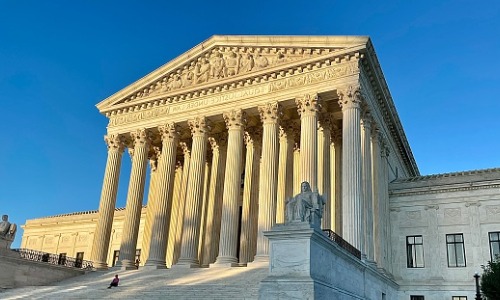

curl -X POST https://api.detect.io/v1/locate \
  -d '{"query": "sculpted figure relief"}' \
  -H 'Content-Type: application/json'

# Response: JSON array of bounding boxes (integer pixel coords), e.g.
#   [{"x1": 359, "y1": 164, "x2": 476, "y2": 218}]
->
[
  {"x1": 0, "y1": 214, "x2": 17, "y2": 243},
  {"x1": 285, "y1": 182, "x2": 325, "y2": 228},
  {"x1": 123, "y1": 46, "x2": 333, "y2": 103}
]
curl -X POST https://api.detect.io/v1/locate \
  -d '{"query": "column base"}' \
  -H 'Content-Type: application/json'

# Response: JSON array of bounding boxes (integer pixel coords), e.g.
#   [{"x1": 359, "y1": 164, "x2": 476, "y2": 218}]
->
[
  {"x1": 173, "y1": 258, "x2": 200, "y2": 268},
  {"x1": 92, "y1": 261, "x2": 109, "y2": 270},
  {"x1": 212, "y1": 255, "x2": 238, "y2": 267},
  {"x1": 120, "y1": 259, "x2": 139, "y2": 270},
  {"x1": 143, "y1": 259, "x2": 167, "y2": 270}
]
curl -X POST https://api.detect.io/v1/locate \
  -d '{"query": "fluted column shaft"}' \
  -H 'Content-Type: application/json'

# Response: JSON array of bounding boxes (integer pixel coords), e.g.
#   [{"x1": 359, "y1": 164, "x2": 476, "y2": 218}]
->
[
  {"x1": 140, "y1": 155, "x2": 160, "y2": 265},
  {"x1": 330, "y1": 130, "x2": 342, "y2": 233},
  {"x1": 318, "y1": 114, "x2": 332, "y2": 230},
  {"x1": 239, "y1": 129, "x2": 261, "y2": 264},
  {"x1": 178, "y1": 117, "x2": 209, "y2": 266},
  {"x1": 145, "y1": 123, "x2": 179, "y2": 268},
  {"x1": 119, "y1": 129, "x2": 151, "y2": 269},
  {"x1": 173, "y1": 145, "x2": 191, "y2": 264},
  {"x1": 215, "y1": 110, "x2": 246, "y2": 265},
  {"x1": 371, "y1": 130, "x2": 382, "y2": 266},
  {"x1": 361, "y1": 116, "x2": 374, "y2": 261},
  {"x1": 276, "y1": 125, "x2": 293, "y2": 224},
  {"x1": 293, "y1": 146, "x2": 301, "y2": 195},
  {"x1": 255, "y1": 102, "x2": 281, "y2": 259},
  {"x1": 91, "y1": 134, "x2": 124, "y2": 269},
  {"x1": 296, "y1": 94, "x2": 320, "y2": 190},
  {"x1": 166, "y1": 163, "x2": 183, "y2": 267},
  {"x1": 201, "y1": 134, "x2": 227, "y2": 266},
  {"x1": 338, "y1": 87, "x2": 363, "y2": 251}
]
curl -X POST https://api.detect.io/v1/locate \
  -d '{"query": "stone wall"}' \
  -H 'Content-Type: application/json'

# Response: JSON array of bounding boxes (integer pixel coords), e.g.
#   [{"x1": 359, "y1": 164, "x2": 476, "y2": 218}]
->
[{"x1": 0, "y1": 249, "x2": 85, "y2": 289}]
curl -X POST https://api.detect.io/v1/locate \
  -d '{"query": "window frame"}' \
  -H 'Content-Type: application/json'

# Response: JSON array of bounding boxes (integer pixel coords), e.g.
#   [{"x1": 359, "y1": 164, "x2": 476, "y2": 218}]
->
[
  {"x1": 406, "y1": 235, "x2": 425, "y2": 268},
  {"x1": 489, "y1": 231, "x2": 500, "y2": 261},
  {"x1": 446, "y1": 233, "x2": 466, "y2": 267}
]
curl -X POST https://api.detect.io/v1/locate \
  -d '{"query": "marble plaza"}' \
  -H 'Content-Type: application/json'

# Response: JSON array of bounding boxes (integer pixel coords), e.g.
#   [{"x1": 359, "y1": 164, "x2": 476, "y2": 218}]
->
[{"x1": 19, "y1": 36, "x2": 500, "y2": 299}]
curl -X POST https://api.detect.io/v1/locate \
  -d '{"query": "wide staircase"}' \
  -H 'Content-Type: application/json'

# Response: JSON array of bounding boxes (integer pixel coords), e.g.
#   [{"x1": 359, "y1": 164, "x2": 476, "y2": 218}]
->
[{"x1": 0, "y1": 264, "x2": 268, "y2": 300}]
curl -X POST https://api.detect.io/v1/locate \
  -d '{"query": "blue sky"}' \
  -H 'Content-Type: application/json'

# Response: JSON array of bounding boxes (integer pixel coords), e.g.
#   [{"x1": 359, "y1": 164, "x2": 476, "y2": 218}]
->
[{"x1": 1, "y1": 0, "x2": 499, "y2": 248}]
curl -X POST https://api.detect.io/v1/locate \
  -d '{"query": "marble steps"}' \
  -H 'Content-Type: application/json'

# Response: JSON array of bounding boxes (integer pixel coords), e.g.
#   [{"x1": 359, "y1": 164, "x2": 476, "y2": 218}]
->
[{"x1": 0, "y1": 265, "x2": 268, "y2": 300}]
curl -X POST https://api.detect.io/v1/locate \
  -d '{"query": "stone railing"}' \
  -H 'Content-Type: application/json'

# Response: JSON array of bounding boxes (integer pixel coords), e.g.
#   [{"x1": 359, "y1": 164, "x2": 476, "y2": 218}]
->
[
  {"x1": 322, "y1": 229, "x2": 361, "y2": 259},
  {"x1": 13, "y1": 248, "x2": 93, "y2": 270}
]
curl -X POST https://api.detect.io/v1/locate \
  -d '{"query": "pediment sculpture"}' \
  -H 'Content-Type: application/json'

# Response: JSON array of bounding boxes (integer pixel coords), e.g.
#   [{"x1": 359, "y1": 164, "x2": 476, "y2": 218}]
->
[
  {"x1": 0, "y1": 214, "x2": 17, "y2": 249},
  {"x1": 119, "y1": 46, "x2": 336, "y2": 105},
  {"x1": 285, "y1": 181, "x2": 325, "y2": 229}
]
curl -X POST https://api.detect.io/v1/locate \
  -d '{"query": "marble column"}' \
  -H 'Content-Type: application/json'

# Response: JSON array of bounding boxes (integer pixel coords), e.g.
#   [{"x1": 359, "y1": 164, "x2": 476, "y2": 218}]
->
[
  {"x1": 145, "y1": 123, "x2": 179, "y2": 268},
  {"x1": 119, "y1": 129, "x2": 151, "y2": 269},
  {"x1": 338, "y1": 86, "x2": 363, "y2": 251},
  {"x1": 318, "y1": 114, "x2": 332, "y2": 230},
  {"x1": 173, "y1": 143, "x2": 191, "y2": 264},
  {"x1": 198, "y1": 161, "x2": 211, "y2": 262},
  {"x1": 140, "y1": 152, "x2": 160, "y2": 266},
  {"x1": 371, "y1": 130, "x2": 382, "y2": 266},
  {"x1": 276, "y1": 123, "x2": 295, "y2": 224},
  {"x1": 166, "y1": 163, "x2": 183, "y2": 268},
  {"x1": 255, "y1": 102, "x2": 281, "y2": 260},
  {"x1": 215, "y1": 110, "x2": 246, "y2": 265},
  {"x1": 178, "y1": 117, "x2": 210, "y2": 267},
  {"x1": 330, "y1": 128, "x2": 342, "y2": 233},
  {"x1": 90, "y1": 134, "x2": 125, "y2": 269},
  {"x1": 239, "y1": 128, "x2": 262, "y2": 265},
  {"x1": 380, "y1": 144, "x2": 392, "y2": 273},
  {"x1": 296, "y1": 93, "x2": 320, "y2": 190},
  {"x1": 361, "y1": 114, "x2": 374, "y2": 261},
  {"x1": 293, "y1": 144, "x2": 301, "y2": 195},
  {"x1": 201, "y1": 134, "x2": 227, "y2": 266}
]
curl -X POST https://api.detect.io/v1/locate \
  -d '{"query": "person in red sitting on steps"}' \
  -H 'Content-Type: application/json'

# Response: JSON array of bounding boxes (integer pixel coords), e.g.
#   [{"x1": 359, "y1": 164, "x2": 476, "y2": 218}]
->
[{"x1": 108, "y1": 275, "x2": 119, "y2": 289}]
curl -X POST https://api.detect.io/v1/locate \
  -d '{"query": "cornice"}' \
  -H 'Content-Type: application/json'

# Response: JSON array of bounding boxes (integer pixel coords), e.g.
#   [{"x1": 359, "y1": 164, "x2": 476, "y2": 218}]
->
[
  {"x1": 360, "y1": 39, "x2": 419, "y2": 177},
  {"x1": 389, "y1": 168, "x2": 500, "y2": 197}
]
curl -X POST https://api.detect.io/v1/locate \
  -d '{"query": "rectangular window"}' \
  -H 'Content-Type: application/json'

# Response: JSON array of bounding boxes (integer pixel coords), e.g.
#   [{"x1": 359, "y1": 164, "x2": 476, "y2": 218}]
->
[
  {"x1": 410, "y1": 296, "x2": 424, "y2": 300},
  {"x1": 406, "y1": 235, "x2": 424, "y2": 268},
  {"x1": 452, "y1": 297, "x2": 467, "y2": 300},
  {"x1": 489, "y1": 231, "x2": 500, "y2": 261},
  {"x1": 446, "y1": 234, "x2": 466, "y2": 267},
  {"x1": 58, "y1": 253, "x2": 67, "y2": 265}
]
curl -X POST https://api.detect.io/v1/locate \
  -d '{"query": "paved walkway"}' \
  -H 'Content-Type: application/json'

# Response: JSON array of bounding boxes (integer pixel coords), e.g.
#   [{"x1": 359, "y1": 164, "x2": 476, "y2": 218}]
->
[{"x1": 0, "y1": 264, "x2": 268, "y2": 300}]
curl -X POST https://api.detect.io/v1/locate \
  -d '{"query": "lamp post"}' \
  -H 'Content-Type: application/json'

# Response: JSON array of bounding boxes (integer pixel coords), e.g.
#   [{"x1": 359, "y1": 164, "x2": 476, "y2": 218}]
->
[{"x1": 474, "y1": 272, "x2": 482, "y2": 300}]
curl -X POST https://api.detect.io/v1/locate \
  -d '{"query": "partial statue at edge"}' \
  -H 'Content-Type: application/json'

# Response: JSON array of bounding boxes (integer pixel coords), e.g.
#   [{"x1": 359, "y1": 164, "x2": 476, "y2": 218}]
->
[
  {"x1": 0, "y1": 214, "x2": 17, "y2": 249},
  {"x1": 285, "y1": 181, "x2": 325, "y2": 229}
]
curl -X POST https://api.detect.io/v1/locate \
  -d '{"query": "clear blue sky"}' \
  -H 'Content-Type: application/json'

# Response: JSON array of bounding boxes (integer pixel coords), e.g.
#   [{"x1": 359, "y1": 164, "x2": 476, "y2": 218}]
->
[{"x1": 1, "y1": 0, "x2": 499, "y2": 249}]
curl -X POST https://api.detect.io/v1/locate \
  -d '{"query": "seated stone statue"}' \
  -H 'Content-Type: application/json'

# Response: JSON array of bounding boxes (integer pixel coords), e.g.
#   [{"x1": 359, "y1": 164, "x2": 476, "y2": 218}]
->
[
  {"x1": 285, "y1": 182, "x2": 325, "y2": 228},
  {"x1": 0, "y1": 214, "x2": 17, "y2": 242}
]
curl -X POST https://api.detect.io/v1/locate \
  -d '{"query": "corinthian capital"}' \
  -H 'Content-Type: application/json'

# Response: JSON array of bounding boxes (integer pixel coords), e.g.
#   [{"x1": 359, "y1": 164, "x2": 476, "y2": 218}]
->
[
  {"x1": 159, "y1": 122, "x2": 180, "y2": 141},
  {"x1": 223, "y1": 109, "x2": 247, "y2": 129},
  {"x1": 104, "y1": 134, "x2": 125, "y2": 153},
  {"x1": 188, "y1": 116, "x2": 211, "y2": 136},
  {"x1": 295, "y1": 93, "x2": 321, "y2": 117},
  {"x1": 130, "y1": 128, "x2": 152, "y2": 147},
  {"x1": 244, "y1": 127, "x2": 263, "y2": 147},
  {"x1": 258, "y1": 101, "x2": 282, "y2": 124},
  {"x1": 337, "y1": 85, "x2": 362, "y2": 110}
]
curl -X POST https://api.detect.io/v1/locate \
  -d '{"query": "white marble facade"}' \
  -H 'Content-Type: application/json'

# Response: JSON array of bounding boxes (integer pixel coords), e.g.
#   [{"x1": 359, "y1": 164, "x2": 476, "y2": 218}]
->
[{"x1": 20, "y1": 35, "x2": 500, "y2": 299}]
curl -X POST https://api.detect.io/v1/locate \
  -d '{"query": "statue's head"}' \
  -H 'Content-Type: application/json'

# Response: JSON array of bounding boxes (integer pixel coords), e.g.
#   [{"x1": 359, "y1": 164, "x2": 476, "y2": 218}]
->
[
  {"x1": 300, "y1": 181, "x2": 311, "y2": 193},
  {"x1": 1, "y1": 215, "x2": 7, "y2": 222}
]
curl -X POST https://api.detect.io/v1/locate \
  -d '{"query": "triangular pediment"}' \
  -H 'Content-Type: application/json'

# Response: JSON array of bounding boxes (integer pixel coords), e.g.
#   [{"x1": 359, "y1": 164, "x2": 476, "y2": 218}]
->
[{"x1": 96, "y1": 35, "x2": 369, "y2": 114}]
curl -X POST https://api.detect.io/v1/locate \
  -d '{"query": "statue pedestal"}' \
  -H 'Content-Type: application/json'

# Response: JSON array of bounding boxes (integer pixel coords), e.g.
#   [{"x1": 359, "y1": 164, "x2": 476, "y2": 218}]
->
[
  {"x1": 0, "y1": 238, "x2": 13, "y2": 250},
  {"x1": 258, "y1": 222, "x2": 399, "y2": 300}
]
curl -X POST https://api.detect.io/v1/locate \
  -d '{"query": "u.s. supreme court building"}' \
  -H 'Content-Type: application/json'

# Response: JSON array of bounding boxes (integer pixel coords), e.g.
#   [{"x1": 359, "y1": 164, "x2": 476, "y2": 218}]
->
[{"x1": 21, "y1": 36, "x2": 500, "y2": 299}]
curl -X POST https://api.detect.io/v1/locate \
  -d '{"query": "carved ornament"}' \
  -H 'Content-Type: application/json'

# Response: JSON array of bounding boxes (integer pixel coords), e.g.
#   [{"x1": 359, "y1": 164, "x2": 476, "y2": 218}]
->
[
  {"x1": 258, "y1": 102, "x2": 282, "y2": 124},
  {"x1": 223, "y1": 109, "x2": 247, "y2": 129}
]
